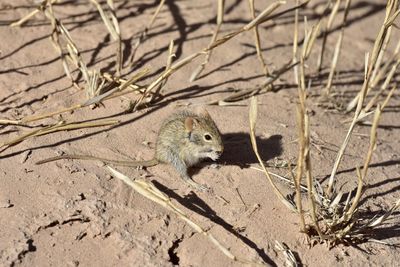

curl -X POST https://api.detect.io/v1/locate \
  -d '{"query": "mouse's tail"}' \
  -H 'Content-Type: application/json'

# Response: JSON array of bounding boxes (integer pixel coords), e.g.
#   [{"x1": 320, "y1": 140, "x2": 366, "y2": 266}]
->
[{"x1": 36, "y1": 154, "x2": 158, "y2": 167}]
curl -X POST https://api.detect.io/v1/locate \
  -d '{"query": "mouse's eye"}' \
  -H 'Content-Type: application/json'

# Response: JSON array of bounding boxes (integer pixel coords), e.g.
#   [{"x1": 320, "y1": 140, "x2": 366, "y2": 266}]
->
[{"x1": 204, "y1": 133, "x2": 212, "y2": 141}]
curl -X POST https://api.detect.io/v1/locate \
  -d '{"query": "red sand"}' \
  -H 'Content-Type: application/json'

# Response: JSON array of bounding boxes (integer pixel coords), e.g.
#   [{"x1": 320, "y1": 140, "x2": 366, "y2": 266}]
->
[{"x1": 1, "y1": 1, "x2": 399, "y2": 266}]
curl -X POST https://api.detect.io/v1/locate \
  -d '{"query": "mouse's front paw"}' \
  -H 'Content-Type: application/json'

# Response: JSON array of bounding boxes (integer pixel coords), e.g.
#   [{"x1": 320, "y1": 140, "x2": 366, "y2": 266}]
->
[
  {"x1": 195, "y1": 182, "x2": 211, "y2": 192},
  {"x1": 185, "y1": 178, "x2": 210, "y2": 192}
]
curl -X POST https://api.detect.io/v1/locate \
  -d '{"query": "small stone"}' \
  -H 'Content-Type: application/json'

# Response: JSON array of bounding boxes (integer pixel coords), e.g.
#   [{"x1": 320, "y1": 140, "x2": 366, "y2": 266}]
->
[
  {"x1": 0, "y1": 199, "x2": 13, "y2": 208},
  {"x1": 20, "y1": 150, "x2": 32, "y2": 163}
]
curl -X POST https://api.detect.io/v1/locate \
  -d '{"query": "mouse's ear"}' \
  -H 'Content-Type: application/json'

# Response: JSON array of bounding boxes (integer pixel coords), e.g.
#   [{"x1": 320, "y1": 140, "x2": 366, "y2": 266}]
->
[
  {"x1": 184, "y1": 117, "x2": 198, "y2": 132},
  {"x1": 194, "y1": 106, "x2": 211, "y2": 118}
]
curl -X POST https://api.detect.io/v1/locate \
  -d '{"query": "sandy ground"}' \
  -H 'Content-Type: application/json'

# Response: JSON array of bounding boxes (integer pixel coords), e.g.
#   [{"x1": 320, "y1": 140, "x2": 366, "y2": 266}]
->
[{"x1": 1, "y1": 0, "x2": 400, "y2": 266}]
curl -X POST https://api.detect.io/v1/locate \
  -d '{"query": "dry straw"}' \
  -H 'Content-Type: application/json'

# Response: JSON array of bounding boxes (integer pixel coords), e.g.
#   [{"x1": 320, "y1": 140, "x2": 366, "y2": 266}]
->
[
  {"x1": 317, "y1": 0, "x2": 340, "y2": 71},
  {"x1": 249, "y1": 0, "x2": 400, "y2": 246},
  {"x1": 0, "y1": 68, "x2": 148, "y2": 127},
  {"x1": 0, "y1": 67, "x2": 147, "y2": 154},
  {"x1": 45, "y1": 2, "x2": 90, "y2": 90},
  {"x1": 190, "y1": 0, "x2": 225, "y2": 82},
  {"x1": 292, "y1": 17, "x2": 324, "y2": 234},
  {"x1": 0, "y1": 119, "x2": 118, "y2": 153},
  {"x1": 7, "y1": 0, "x2": 309, "y2": 116},
  {"x1": 328, "y1": 0, "x2": 400, "y2": 195},
  {"x1": 292, "y1": 0, "x2": 300, "y2": 85},
  {"x1": 249, "y1": 97, "x2": 297, "y2": 213},
  {"x1": 252, "y1": 76, "x2": 399, "y2": 246},
  {"x1": 151, "y1": 40, "x2": 176, "y2": 103},
  {"x1": 129, "y1": 0, "x2": 166, "y2": 66},
  {"x1": 2, "y1": 0, "x2": 309, "y2": 156},
  {"x1": 90, "y1": 0, "x2": 122, "y2": 76},
  {"x1": 274, "y1": 241, "x2": 298, "y2": 267},
  {"x1": 324, "y1": 0, "x2": 352, "y2": 94},
  {"x1": 10, "y1": 0, "x2": 58, "y2": 27},
  {"x1": 364, "y1": 42, "x2": 400, "y2": 114},
  {"x1": 132, "y1": 0, "x2": 299, "y2": 110},
  {"x1": 248, "y1": 0, "x2": 270, "y2": 79},
  {"x1": 369, "y1": 39, "x2": 400, "y2": 92},
  {"x1": 345, "y1": 0, "x2": 399, "y2": 112}
]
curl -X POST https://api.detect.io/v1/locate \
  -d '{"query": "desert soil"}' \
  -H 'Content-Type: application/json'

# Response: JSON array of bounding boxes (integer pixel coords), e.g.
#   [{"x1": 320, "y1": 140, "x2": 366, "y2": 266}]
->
[{"x1": 1, "y1": 0, "x2": 399, "y2": 266}]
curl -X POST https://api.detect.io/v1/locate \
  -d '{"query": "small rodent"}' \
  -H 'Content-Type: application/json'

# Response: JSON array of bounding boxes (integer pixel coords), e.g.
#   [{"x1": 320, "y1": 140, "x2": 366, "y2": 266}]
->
[{"x1": 36, "y1": 107, "x2": 224, "y2": 191}]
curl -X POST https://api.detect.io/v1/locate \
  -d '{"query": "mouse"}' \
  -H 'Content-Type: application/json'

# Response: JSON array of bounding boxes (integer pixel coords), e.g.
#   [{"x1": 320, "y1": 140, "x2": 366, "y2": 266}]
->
[{"x1": 36, "y1": 107, "x2": 224, "y2": 191}]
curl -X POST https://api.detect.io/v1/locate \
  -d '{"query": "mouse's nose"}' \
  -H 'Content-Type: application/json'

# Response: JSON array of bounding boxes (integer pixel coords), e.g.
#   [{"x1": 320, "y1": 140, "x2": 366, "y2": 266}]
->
[{"x1": 216, "y1": 146, "x2": 224, "y2": 156}]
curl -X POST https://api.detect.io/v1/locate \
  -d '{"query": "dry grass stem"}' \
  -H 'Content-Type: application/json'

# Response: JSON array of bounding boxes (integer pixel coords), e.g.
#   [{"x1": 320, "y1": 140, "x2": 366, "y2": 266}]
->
[
  {"x1": 0, "y1": 119, "x2": 22, "y2": 126},
  {"x1": 294, "y1": 103, "x2": 306, "y2": 231},
  {"x1": 129, "y1": 0, "x2": 166, "y2": 65},
  {"x1": 0, "y1": 119, "x2": 119, "y2": 153},
  {"x1": 134, "y1": 52, "x2": 203, "y2": 110},
  {"x1": 21, "y1": 104, "x2": 83, "y2": 124},
  {"x1": 370, "y1": 40, "x2": 400, "y2": 89},
  {"x1": 258, "y1": 0, "x2": 311, "y2": 25},
  {"x1": 34, "y1": 119, "x2": 119, "y2": 136},
  {"x1": 275, "y1": 241, "x2": 298, "y2": 267},
  {"x1": 294, "y1": 41, "x2": 324, "y2": 234},
  {"x1": 298, "y1": 17, "x2": 322, "y2": 92},
  {"x1": 346, "y1": 0, "x2": 400, "y2": 112},
  {"x1": 9, "y1": 0, "x2": 58, "y2": 27},
  {"x1": 379, "y1": 86, "x2": 397, "y2": 110},
  {"x1": 44, "y1": 2, "x2": 90, "y2": 90},
  {"x1": 292, "y1": 0, "x2": 300, "y2": 84},
  {"x1": 369, "y1": 0, "x2": 398, "y2": 83},
  {"x1": 152, "y1": 40, "x2": 176, "y2": 102},
  {"x1": 317, "y1": 0, "x2": 340, "y2": 71},
  {"x1": 364, "y1": 48, "x2": 400, "y2": 113},
  {"x1": 369, "y1": 27, "x2": 392, "y2": 84},
  {"x1": 325, "y1": 0, "x2": 352, "y2": 94},
  {"x1": 0, "y1": 122, "x2": 61, "y2": 153},
  {"x1": 90, "y1": 0, "x2": 122, "y2": 76},
  {"x1": 83, "y1": 68, "x2": 150, "y2": 107},
  {"x1": 326, "y1": 54, "x2": 369, "y2": 195},
  {"x1": 209, "y1": 60, "x2": 299, "y2": 105},
  {"x1": 291, "y1": 94, "x2": 394, "y2": 245},
  {"x1": 303, "y1": 114, "x2": 323, "y2": 237},
  {"x1": 328, "y1": 0, "x2": 399, "y2": 195},
  {"x1": 86, "y1": 70, "x2": 106, "y2": 100},
  {"x1": 0, "y1": 69, "x2": 148, "y2": 127},
  {"x1": 12, "y1": 0, "x2": 124, "y2": 95},
  {"x1": 362, "y1": 84, "x2": 396, "y2": 119},
  {"x1": 243, "y1": 1, "x2": 286, "y2": 31},
  {"x1": 250, "y1": 166, "x2": 309, "y2": 192},
  {"x1": 366, "y1": 199, "x2": 400, "y2": 228},
  {"x1": 248, "y1": 0, "x2": 270, "y2": 79},
  {"x1": 133, "y1": 0, "x2": 291, "y2": 110},
  {"x1": 190, "y1": 0, "x2": 225, "y2": 82},
  {"x1": 345, "y1": 106, "x2": 382, "y2": 219},
  {"x1": 108, "y1": 167, "x2": 270, "y2": 266},
  {"x1": 249, "y1": 97, "x2": 297, "y2": 212}
]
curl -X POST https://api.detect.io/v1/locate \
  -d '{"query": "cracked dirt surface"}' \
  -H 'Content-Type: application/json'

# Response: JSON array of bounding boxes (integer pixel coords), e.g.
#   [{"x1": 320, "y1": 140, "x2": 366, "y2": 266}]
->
[{"x1": 1, "y1": 0, "x2": 400, "y2": 266}]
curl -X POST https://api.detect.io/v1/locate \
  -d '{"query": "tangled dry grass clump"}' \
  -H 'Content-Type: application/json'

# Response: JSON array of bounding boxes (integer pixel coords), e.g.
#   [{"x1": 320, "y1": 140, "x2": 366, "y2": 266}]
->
[
  {"x1": 250, "y1": 0, "x2": 400, "y2": 249},
  {"x1": 1, "y1": 0, "x2": 400, "y2": 265}
]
